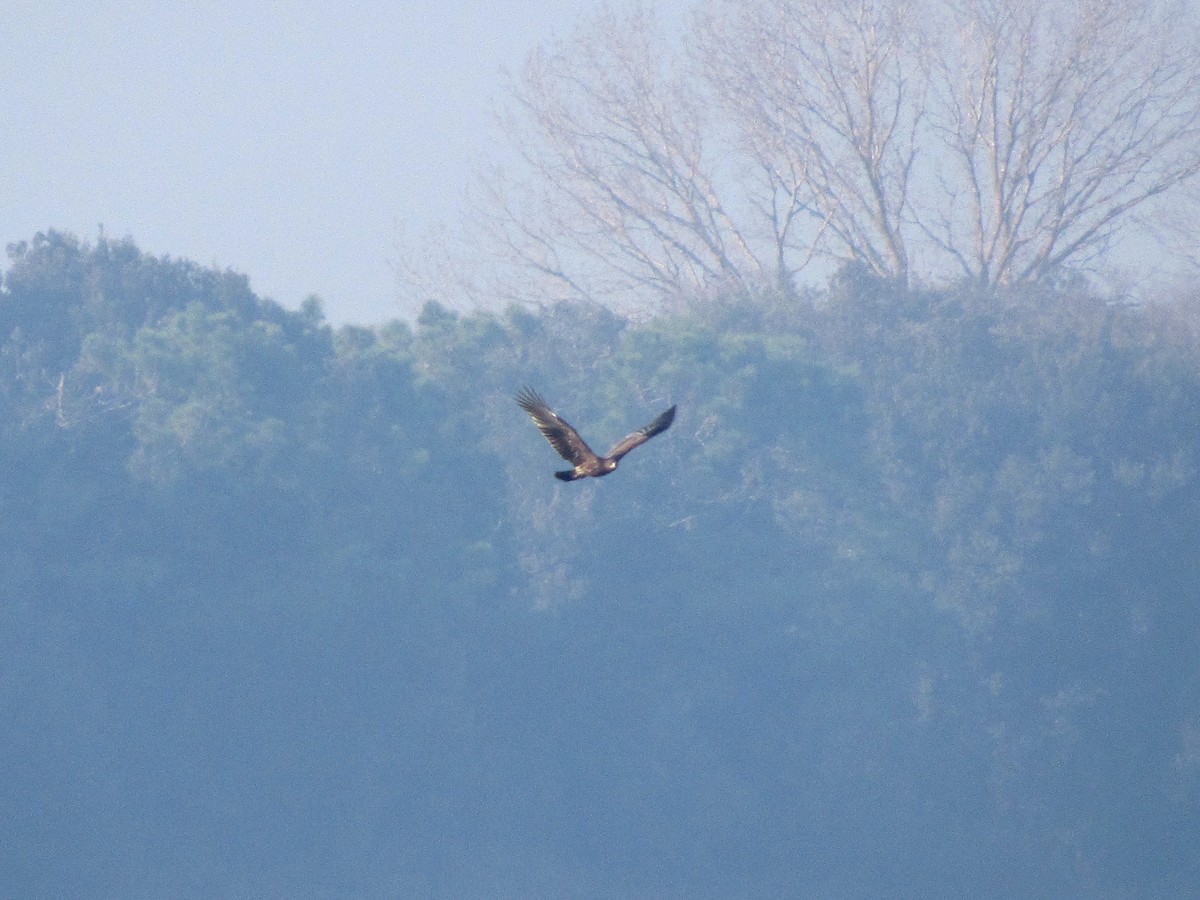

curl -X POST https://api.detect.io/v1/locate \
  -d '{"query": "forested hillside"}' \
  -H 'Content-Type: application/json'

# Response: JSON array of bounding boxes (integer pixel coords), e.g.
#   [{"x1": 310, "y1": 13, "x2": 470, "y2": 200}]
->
[{"x1": 3, "y1": 231, "x2": 1199, "y2": 897}]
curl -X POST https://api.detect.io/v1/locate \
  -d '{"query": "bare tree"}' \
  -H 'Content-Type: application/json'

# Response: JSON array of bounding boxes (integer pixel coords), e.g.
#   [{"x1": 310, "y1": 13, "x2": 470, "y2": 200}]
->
[
  {"x1": 480, "y1": 3, "x2": 767, "y2": 308},
  {"x1": 922, "y1": 0, "x2": 1200, "y2": 286},
  {"x1": 402, "y1": 0, "x2": 1200, "y2": 309},
  {"x1": 697, "y1": 0, "x2": 926, "y2": 285}
]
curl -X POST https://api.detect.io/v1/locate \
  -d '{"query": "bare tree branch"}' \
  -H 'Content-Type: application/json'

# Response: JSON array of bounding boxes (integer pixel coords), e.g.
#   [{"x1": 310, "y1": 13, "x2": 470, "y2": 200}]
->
[
  {"x1": 924, "y1": 0, "x2": 1200, "y2": 286},
  {"x1": 697, "y1": 0, "x2": 927, "y2": 285},
  {"x1": 401, "y1": 0, "x2": 1200, "y2": 310},
  {"x1": 481, "y1": 4, "x2": 769, "y2": 308}
]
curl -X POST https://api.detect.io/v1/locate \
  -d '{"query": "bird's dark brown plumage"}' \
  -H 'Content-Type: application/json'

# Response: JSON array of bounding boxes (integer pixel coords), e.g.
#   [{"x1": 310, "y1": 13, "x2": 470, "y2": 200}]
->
[{"x1": 516, "y1": 387, "x2": 676, "y2": 481}]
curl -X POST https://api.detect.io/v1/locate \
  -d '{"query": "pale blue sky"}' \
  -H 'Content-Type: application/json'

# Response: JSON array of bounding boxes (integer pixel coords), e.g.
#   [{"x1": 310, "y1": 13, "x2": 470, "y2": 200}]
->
[{"x1": 1, "y1": 0, "x2": 652, "y2": 324}]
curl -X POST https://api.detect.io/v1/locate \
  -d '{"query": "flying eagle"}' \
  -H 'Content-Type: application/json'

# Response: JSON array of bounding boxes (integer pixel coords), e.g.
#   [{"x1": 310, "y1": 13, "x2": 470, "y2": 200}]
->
[{"x1": 516, "y1": 387, "x2": 676, "y2": 481}]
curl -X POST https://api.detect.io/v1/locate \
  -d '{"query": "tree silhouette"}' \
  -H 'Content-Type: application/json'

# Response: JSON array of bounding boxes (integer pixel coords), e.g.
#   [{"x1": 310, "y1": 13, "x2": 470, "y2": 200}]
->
[{"x1": 416, "y1": 0, "x2": 1200, "y2": 305}]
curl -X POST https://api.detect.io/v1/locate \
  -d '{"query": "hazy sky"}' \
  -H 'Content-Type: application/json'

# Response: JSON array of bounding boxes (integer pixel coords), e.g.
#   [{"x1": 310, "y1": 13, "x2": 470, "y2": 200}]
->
[{"x1": 2, "y1": 0, "x2": 661, "y2": 324}]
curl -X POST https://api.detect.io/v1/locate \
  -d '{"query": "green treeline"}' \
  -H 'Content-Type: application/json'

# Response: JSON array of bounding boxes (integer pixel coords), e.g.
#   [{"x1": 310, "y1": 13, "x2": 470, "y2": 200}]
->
[{"x1": 3, "y1": 231, "x2": 1199, "y2": 897}]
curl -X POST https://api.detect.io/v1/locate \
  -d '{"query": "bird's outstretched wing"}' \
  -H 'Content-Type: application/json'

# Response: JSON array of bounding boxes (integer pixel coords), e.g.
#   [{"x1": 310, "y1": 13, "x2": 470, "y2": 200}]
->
[
  {"x1": 516, "y1": 387, "x2": 600, "y2": 466},
  {"x1": 605, "y1": 405, "x2": 676, "y2": 461}
]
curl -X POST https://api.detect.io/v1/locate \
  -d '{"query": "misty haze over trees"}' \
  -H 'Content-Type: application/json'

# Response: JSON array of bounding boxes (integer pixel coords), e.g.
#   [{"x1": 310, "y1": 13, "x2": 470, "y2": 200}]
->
[{"x1": 5, "y1": 0, "x2": 1200, "y2": 897}]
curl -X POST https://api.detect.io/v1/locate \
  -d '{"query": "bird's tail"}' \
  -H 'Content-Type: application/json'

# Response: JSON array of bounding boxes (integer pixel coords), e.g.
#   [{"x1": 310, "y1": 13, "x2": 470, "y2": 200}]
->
[{"x1": 555, "y1": 469, "x2": 580, "y2": 481}]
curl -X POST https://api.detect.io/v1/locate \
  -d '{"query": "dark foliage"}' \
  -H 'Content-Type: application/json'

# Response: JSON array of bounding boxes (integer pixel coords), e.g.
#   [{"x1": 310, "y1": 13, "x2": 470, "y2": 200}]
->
[{"x1": 3, "y1": 232, "x2": 1198, "y2": 897}]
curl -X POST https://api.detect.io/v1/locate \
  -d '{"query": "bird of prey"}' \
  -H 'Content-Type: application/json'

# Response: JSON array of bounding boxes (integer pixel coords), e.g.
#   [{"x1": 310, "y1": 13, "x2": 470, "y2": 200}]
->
[{"x1": 516, "y1": 387, "x2": 676, "y2": 481}]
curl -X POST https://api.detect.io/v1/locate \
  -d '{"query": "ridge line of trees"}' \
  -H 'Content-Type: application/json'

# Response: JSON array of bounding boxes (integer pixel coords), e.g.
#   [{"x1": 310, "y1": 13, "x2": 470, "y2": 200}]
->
[{"x1": 3, "y1": 230, "x2": 1200, "y2": 895}]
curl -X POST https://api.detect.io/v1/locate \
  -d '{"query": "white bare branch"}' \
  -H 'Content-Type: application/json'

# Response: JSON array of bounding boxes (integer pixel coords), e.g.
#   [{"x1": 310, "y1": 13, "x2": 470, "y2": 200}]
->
[
  {"x1": 483, "y1": 4, "x2": 768, "y2": 308},
  {"x1": 924, "y1": 0, "x2": 1200, "y2": 286},
  {"x1": 405, "y1": 0, "x2": 1200, "y2": 308},
  {"x1": 697, "y1": 0, "x2": 927, "y2": 284}
]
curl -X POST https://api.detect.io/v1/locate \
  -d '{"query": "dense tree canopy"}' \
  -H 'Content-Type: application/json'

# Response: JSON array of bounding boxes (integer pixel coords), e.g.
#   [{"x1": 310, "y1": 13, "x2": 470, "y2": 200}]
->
[{"x1": 3, "y1": 231, "x2": 1199, "y2": 896}]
